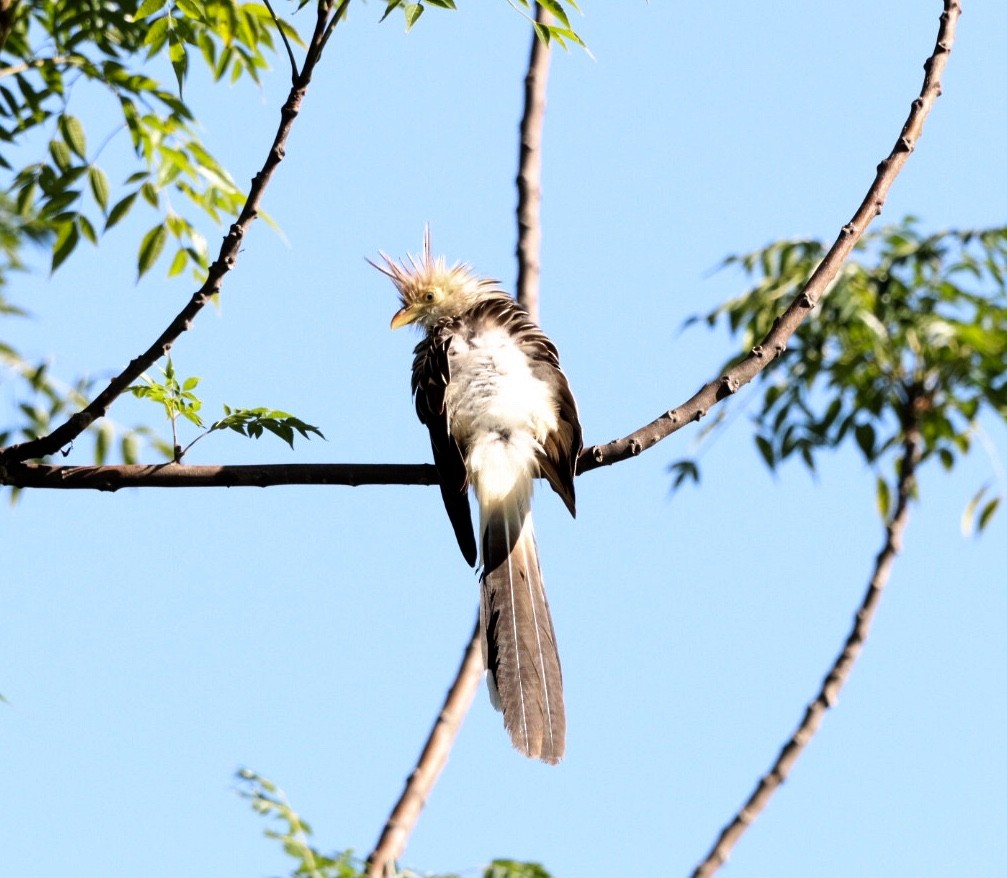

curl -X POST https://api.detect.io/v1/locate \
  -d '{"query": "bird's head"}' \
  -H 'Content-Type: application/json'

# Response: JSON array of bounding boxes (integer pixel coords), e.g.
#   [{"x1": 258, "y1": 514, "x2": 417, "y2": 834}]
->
[{"x1": 370, "y1": 227, "x2": 498, "y2": 330}]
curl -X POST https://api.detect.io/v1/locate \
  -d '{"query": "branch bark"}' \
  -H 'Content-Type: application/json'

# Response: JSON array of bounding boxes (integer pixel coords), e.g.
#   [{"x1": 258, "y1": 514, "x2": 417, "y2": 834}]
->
[
  {"x1": 365, "y1": 617, "x2": 484, "y2": 878},
  {"x1": 1, "y1": 3, "x2": 958, "y2": 492},
  {"x1": 0, "y1": 0, "x2": 350, "y2": 466},
  {"x1": 690, "y1": 410, "x2": 923, "y2": 878},
  {"x1": 365, "y1": 10, "x2": 557, "y2": 873},
  {"x1": 515, "y1": 5, "x2": 552, "y2": 322},
  {"x1": 577, "y1": 0, "x2": 960, "y2": 477},
  {"x1": 1, "y1": 461, "x2": 436, "y2": 491}
]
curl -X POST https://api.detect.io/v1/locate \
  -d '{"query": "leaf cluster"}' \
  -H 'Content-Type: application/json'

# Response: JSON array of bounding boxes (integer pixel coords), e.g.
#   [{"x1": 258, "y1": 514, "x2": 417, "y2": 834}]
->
[
  {"x1": 1, "y1": 1, "x2": 297, "y2": 281},
  {"x1": 381, "y1": 0, "x2": 586, "y2": 50},
  {"x1": 677, "y1": 220, "x2": 1007, "y2": 531},
  {"x1": 128, "y1": 359, "x2": 323, "y2": 459},
  {"x1": 1, "y1": 0, "x2": 298, "y2": 466},
  {"x1": 236, "y1": 768, "x2": 551, "y2": 878}
]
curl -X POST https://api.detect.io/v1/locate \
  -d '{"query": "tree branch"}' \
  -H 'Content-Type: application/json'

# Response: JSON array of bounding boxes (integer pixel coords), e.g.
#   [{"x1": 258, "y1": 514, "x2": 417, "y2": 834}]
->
[
  {"x1": 577, "y1": 0, "x2": 960, "y2": 477},
  {"x1": 515, "y1": 3, "x2": 552, "y2": 322},
  {"x1": 365, "y1": 617, "x2": 484, "y2": 878},
  {"x1": 0, "y1": 0, "x2": 352, "y2": 466},
  {"x1": 1, "y1": 4, "x2": 958, "y2": 492},
  {"x1": 365, "y1": 13, "x2": 557, "y2": 874},
  {"x1": 262, "y1": 0, "x2": 299, "y2": 85},
  {"x1": 0, "y1": 461, "x2": 436, "y2": 491},
  {"x1": 690, "y1": 409, "x2": 923, "y2": 878}
]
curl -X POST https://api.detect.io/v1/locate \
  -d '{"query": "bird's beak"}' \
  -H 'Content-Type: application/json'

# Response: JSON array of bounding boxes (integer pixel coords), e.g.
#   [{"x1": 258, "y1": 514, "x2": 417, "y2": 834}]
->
[{"x1": 390, "y1": 305, "x2": 418, "y2": 330}]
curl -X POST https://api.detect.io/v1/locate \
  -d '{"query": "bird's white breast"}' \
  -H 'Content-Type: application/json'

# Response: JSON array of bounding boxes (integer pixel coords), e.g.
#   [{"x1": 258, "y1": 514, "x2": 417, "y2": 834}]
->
[{"x1": 444, "y1": 325, "x2": 557, "y2": 502}]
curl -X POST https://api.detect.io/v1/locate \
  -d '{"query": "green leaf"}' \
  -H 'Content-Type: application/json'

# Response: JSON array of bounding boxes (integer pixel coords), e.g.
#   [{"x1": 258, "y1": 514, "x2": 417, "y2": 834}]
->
[
  {"x1": 754, "y1": 434, "x2": 775, "y2": 470},
  {"x1": 59, "y1": 115, "x2": 88, "y2": 158},
  {"x1": 961, "y1": 484, "x2": 989, "y2": 538},
  {"x1": 404, "y1": 3, "x2": 424, "y2": 30},
  {"x1": 536, "y1": 0, "x2": 571, "y2": 29},
  {"x1": 167, "y1": 247, "x2": 189, "y2": 277},
  {"x1": 174, "y1": 0, "x2": 206, "y2": 20},
  {"x1": 143, "y1": 15, "x2": 171, "y2": 53},
  {"x1": 51, "y1": 222, "x2": 80, "y2": 273},
  {"x1": 106, "y1": 191, "x2": 138, "y2": 229},
  {"x1": 977, "y1": 496, "x2": 1000, "y2": 534},
  {"x1": 122, "y1": 433, "x2": 139, "y2": 465},
  {"x1": 169, "y1": 34, "x2": 189, "y2": 95},
  {"x1": 135, "y1": 0, "x2": 168, "y2": 18},
  {"x1": 875, "y1": 476, "x2": 891, "y2": 519},
  {"x1": 48, "y1": 139, "x2": 73, "y2": 171},
  {"x1": 76, "y1": 214, "x2": 98, "y2": 244},
  {"x1": 88, "y1": 166, "x2": 110, "y2": 211},
  {"x1": 854, "y1": 423, "x2": 876, "y2": 460},
  {"x1": 137, "y1": 223, "x2": 168, "y2": 278}
]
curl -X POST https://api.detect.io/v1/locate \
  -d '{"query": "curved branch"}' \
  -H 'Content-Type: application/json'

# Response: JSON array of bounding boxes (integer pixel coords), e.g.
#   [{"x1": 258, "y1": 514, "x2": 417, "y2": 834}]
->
[
  {"x1": 365, "y1": 617, "x2": 484, "y2": 878},
  {"x1": 690, "y1": 413, "x2": 923, "y2": 877},
  {"x1": 577, "y1": 0, "x2": 960, "y2": 477},
  {"x1": 0, "y1": 0, "x2": 351, "y2": 466}
]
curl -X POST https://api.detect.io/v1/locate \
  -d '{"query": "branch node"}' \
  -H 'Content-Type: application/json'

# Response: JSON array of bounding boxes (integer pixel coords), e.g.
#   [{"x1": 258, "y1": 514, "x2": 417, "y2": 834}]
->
[
  {"x1": 717, "y1": 375, "x2": 739, "y2": 400},
  {"x1": 627, "y1": 438, "x2": 643, "y2": 456}
]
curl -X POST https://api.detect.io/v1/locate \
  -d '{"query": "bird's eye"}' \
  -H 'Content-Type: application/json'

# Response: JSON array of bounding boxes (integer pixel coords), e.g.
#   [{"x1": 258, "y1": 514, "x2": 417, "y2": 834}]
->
[{"x1": 424, "y1": 291, "x2": 436, "y2": 302}]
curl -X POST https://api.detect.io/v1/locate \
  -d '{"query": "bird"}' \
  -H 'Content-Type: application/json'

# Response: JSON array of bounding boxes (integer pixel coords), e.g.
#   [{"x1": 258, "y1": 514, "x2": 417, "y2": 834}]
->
[{"x1": 371, "y1": 229, "x2": 582, "y2": 763}]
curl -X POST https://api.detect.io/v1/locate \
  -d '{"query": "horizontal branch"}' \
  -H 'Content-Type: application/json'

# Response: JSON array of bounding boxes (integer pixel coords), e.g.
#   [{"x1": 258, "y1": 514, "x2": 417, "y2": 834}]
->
[
  {"x1": 3, "y1": 461, "x2": 437, "y2": 491},
  {"x1": 1, "y1": 1, "x2": 957, "y2": 495}
]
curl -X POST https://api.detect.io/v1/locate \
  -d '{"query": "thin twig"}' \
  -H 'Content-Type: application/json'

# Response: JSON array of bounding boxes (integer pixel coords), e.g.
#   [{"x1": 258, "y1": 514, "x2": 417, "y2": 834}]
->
[
  {"x1": 690, "y1": 408, "x2": 923, "y2": 877},
  {"x1": 263, "y1": 0, "x2": 299, "y2": 84},
  {"x1": 365, "y1": 617, "x2": 485, "y2": 878},
  {"x1": 515, "y1": 3, "x2": 552, "y2": 322},
  {"x1": 0, "y1": 1, "x2": 354, "y2": 466},
  {"x1": 577, "y1": 0, "x2": 960, "y2": 477},
  {"x1": 0, "y1": 54, "x2": 80, "y2": 78}
]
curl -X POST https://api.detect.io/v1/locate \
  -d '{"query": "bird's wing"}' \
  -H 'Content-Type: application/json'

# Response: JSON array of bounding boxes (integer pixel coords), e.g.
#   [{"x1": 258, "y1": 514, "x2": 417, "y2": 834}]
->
[
  {"x1": 412, "y1": 331, "x2": 479, "y2": 567},
  {"x1": 487, "y1": 299, "x2": 583, "y2": 517}
]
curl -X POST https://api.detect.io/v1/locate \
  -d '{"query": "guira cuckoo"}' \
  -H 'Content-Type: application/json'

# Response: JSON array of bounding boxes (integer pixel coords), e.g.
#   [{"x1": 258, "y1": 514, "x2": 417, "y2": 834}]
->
[{"x1": 372, "y1": 231, "x2": 582, "y2": 763}]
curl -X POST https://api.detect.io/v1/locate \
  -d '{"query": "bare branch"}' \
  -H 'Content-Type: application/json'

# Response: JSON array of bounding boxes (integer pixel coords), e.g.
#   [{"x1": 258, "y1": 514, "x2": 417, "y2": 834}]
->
[
  {"x1": 0, "y1": 1, "x2": 353, "y2": 466},
  {"x1": 366, "y1": 15, "x2": 557, "y2": 872},
  {"x1": 263, "y1": 0, "x2": 299, "y2": 84},
  {"x1": 690, "y1": 410, "x2": 923, "y2": 877},
  {"x1": 515, "y1": 3, "x2": 553, "y2": 322},
  {"x1": 1, "y1": 461, "x2": 436, "y2": 491},
  {"x1": 365, "y1": 617, "x2": 484, "y2": 878},
  {"x1": 578, "y1": 0, "x2": 961, "y2": 477}
]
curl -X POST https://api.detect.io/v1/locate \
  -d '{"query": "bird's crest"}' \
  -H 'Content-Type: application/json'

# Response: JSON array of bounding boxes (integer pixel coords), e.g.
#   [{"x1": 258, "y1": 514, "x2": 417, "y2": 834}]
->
[{"x1": 369, "y1": 226, "x2": 493, "y2": 308}]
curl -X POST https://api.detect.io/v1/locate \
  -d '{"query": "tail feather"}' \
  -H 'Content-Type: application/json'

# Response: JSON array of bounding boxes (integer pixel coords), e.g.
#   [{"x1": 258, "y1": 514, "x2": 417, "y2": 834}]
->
[{"x1": 479, "y1": 492, "x2": 565, "y2": 763}]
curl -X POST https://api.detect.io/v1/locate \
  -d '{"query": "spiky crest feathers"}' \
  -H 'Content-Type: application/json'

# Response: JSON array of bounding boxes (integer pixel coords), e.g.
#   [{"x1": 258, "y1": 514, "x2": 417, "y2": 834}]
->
[{"x1": 370, "y1": 228, "x2": 502, "y2": 328}]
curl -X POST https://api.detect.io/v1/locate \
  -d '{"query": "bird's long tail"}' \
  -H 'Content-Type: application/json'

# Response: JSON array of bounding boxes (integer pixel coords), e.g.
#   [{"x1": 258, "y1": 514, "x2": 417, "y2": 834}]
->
[{"x1": 477, "y1": 473, "x2": 565, "y2": 764}]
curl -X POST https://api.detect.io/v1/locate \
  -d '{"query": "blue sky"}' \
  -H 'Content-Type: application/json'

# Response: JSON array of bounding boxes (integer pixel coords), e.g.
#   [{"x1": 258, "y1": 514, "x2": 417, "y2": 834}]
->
[{"x1": 3, "y1": 2, "x2": 1006, "y2": 876}]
